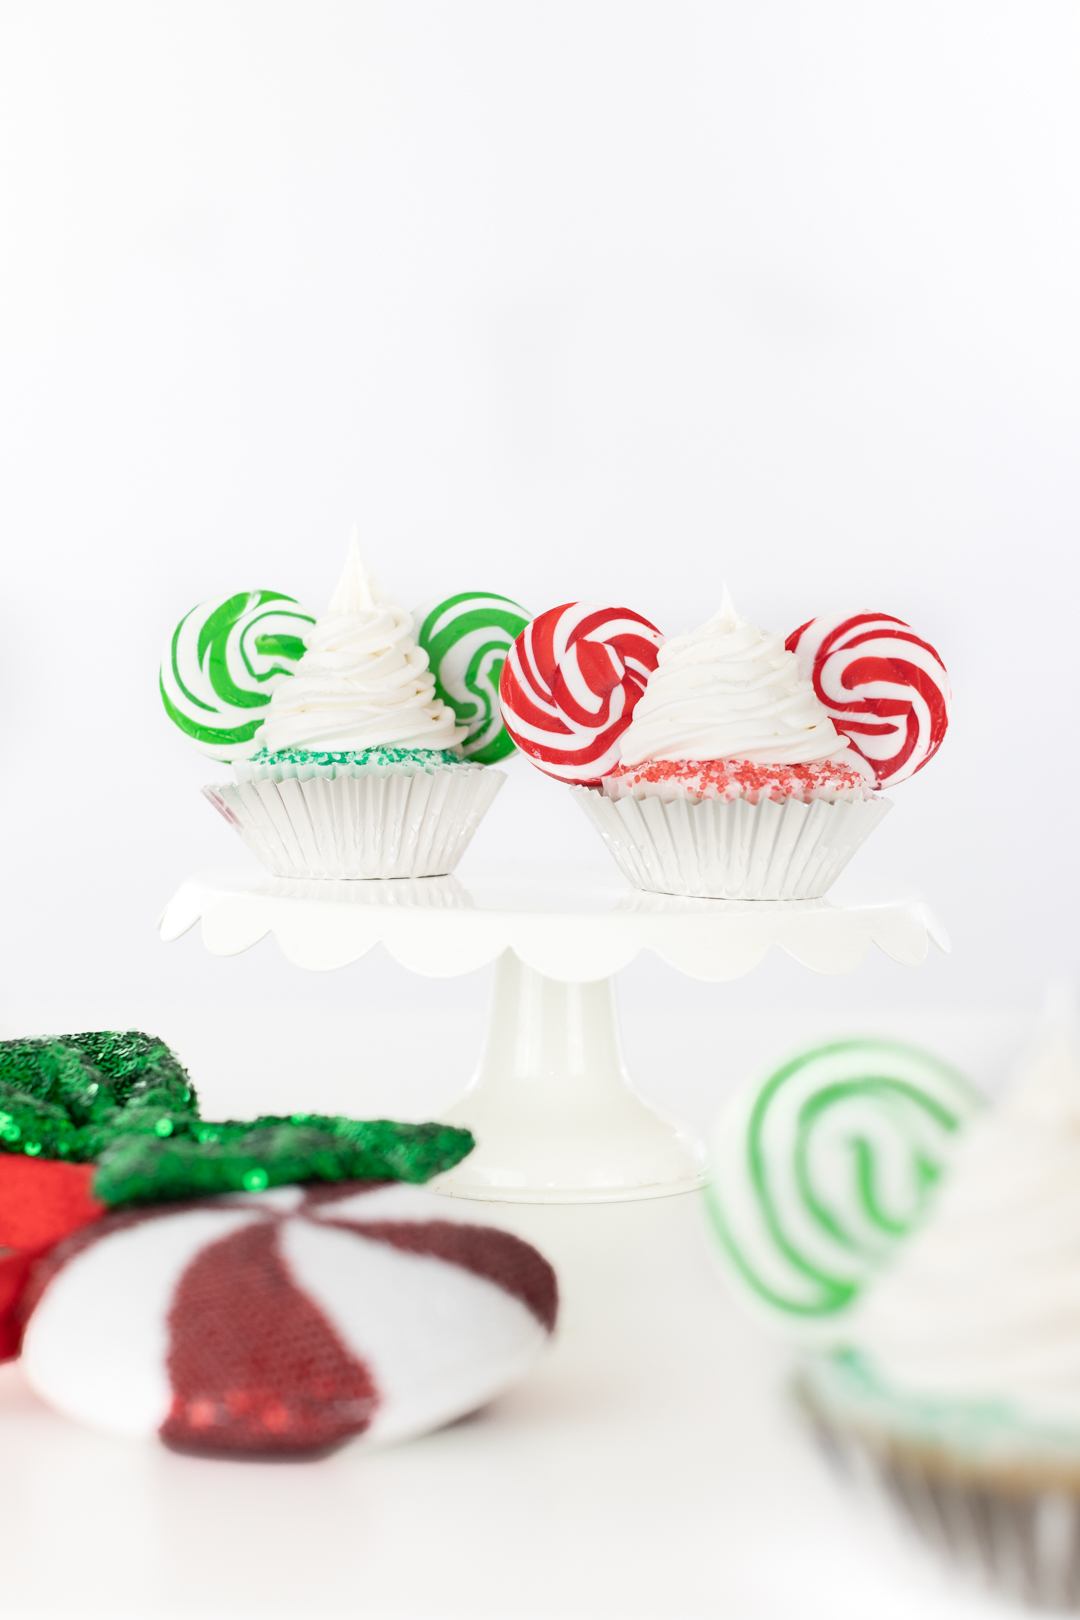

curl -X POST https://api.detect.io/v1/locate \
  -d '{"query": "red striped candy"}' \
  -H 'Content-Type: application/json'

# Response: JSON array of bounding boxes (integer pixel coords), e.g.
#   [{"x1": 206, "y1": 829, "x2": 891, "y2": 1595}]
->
[
  {"x1": 19, "y1": 1181, "x2": 557, "y2": 1457},
  {"x1": 499, "y1": 603, "x2": 664, "y2": 786},
  {"x1": 785, "y1": 613, "x2": 951, "y2": 789}
]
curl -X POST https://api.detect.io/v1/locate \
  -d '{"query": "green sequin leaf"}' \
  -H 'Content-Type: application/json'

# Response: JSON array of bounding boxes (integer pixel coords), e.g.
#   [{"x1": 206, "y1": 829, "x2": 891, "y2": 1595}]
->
[
  {"x1": 0, "y1": 1084, "x2": 81, "y2": 1158},
  {"x1": 0, "y1": 1033, "x2": 475, "y2": 1206},
  {"x1": 93, "y1": 1118, "x2": 475, "y2": 1206},
  {"x1": 0, "y1": 1032, "x2": 199, "y2": 1154}
]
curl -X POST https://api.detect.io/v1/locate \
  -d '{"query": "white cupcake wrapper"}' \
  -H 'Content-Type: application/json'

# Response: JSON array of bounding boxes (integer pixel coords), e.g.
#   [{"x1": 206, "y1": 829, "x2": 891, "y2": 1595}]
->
[
  {"x1": 570, "y1": 786, "x2": 892, "y2": 900},
  {"x1": 802, "y1": 1397, "x2": 1080, "y2": 1610},
  {"x1": 203, "y1": 767, "x2": 504, "y2": 880}
]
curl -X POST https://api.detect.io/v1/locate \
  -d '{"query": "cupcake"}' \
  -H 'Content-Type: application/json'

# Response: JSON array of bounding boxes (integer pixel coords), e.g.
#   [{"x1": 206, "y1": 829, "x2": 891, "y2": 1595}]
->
[
  {"x1": 501, "y1": 591, "x2": 950, "y2": 899},
  {"x1": 164, "y1": 536, "x2": 506, "y2": 879},
  {"x1": 796, "y1": 1009, "x2": 1080, "y2": 1608},
  {"x1": 581, "y1": 590, "x2": 889, "y2": 899},
  {"x1": 708, "y1": 1008, "x2": 1080, "y2": 1608}
]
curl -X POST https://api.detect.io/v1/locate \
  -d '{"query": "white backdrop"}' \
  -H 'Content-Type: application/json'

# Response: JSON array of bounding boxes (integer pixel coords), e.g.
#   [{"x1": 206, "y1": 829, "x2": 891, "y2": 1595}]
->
[{"x1": 2, "y1": 2, "x2": 1077, "y2": 1102}]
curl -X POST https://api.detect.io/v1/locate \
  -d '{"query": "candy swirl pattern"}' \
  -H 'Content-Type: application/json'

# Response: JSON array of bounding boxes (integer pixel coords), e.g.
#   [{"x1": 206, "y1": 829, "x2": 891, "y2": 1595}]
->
[
  {"x1": 785, "y1": 613, "x2": 951, "y2": 788},
  {"x1": 161, "y1": 591, "x2": 315, "y2": 762},
  {"x1": 414, "y1": 591, "x2": 531, "y2": 764},
  {"x1": 499, "y1": 603, "x2": 664, "y2": 785},
  {"x1": 707, "y1": 1039, "x2": 981, "y2": 1323}
]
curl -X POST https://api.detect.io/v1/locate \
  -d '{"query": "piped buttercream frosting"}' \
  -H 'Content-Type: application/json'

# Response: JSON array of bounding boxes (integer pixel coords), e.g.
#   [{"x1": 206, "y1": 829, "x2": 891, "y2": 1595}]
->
[
  {"x1": 617, "y1": 589, "x2": 848, "y2": 768},
  {"x1": 839, "y1": 1000, "x2": 1080, "y2": 1427},
  {"x1": 259, "y1": 535, "x2": 466, "y2": 755}
]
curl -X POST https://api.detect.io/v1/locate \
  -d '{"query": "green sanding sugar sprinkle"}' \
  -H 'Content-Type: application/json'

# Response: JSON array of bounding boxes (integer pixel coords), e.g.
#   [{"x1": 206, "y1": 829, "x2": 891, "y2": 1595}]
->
[
  {"x1": 250, "y1": 746, "x2": 464, "y2": 769},
  {"x1": 0, "y1": 1031, "x2": 474, "y2": 1204},
  {"x1": 801, "y1": 1348, "x2": 1080, "y2": 1461}
]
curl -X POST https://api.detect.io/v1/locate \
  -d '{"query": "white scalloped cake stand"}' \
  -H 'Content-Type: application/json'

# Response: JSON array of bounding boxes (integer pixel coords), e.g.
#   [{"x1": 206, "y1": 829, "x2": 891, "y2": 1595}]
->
[{"x1": 158, "y1": 859, "x2": 948, "y2": 1205}]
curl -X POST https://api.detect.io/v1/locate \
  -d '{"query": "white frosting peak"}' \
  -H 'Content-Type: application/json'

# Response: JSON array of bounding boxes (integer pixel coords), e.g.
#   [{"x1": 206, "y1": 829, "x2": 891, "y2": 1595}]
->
[
  {"x1": 327, "y1": 529, "x2": 386, "y2": 615},
  {"x1": 846, "y1": 998, "x2": 1080, "y2": 1424},
  {"x1": 712, "y1": 583, "x2": 739, "y2": 632},
  {"x1": 259, "y1": 537, "x2": 465, "y2": 755},
  {"x1": 618, "y1": 592, "x2": 848, "y2": 768}
]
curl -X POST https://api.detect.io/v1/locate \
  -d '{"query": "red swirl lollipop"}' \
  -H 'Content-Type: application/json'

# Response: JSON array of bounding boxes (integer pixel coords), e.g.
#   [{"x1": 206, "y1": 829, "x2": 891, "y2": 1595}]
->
[
  {"x1": 500, "y1": 603, "x2": 664, "y2": 785},
  {"x1": 785, "y1": 612, "x2": 951, "y2": 789}
]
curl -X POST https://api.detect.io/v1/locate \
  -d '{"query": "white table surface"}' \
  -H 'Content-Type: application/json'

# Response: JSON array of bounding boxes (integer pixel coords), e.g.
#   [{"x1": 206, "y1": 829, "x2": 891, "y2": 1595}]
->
[
  {"x1": 0, "y1": 1191, "x2": 1011, "y2": 1620},
  {"x1": 0, "y1": 1002, "x2": 1029, "y2": 1620}
]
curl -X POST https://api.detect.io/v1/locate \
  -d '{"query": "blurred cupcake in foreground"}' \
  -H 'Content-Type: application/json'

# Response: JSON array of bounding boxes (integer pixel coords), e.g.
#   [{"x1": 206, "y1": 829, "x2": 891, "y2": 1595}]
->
[
  {"x1": 708, "y1": 1003, "x2": 1080, "y2": 1610},
  {"x1": 501, "y1": 589, "x2": 949, "y2": 899},
  {"x1": 797, "y1": 1006, "x2": 1080, "y2": 1610},
  {"x1": 163, "y1": 535, "x2": 512, "y2": 878}
]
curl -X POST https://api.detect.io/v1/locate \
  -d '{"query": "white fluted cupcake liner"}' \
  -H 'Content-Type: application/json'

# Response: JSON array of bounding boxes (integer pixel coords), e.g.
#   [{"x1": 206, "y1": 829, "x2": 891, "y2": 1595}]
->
[
  {"x1": 203, "y1": 767, "x2": 505, "y2": 880},
  {"x1": 571, "y1": 786, "x2": 892, "y2": 899},
  {"x1": 800, "y1": 1388, "x2": 1080, "y2": 1610}
]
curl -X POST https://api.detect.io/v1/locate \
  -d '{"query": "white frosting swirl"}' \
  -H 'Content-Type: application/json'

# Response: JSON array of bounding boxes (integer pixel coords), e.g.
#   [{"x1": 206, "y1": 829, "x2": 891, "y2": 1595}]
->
[
  {"x1": 617, "y1": 589, "x2": 847, "y2": 768},
  {"x1": 259, "y1": 537, "x2": 465, "y2": 754},
  {"x1": 845, "y1": 1008, "x2": 1080, "y2": 1424}
]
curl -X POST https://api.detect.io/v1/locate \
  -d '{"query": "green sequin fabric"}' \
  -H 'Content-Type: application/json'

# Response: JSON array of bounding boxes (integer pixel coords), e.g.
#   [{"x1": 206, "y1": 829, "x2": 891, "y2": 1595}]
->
[
  {"x1": 0, "y1": 1032, "x2": 474, "y2": 1207},
  {"x1": 0, "y1": 1031, "x2": 198, "y2": 1162},
  {"x1": 95, "y1": 1116, "x2": 474, "y2": 1205}
]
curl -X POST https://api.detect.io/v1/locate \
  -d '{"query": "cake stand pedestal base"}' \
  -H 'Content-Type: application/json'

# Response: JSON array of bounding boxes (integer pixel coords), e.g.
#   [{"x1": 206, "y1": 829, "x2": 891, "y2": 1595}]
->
[
  {"x1": 159, "y1": 862, "x2": 947, "y2": 1206},
  {"x1": 430, "y1": 951, "x2": 706, "y2": 1203}
]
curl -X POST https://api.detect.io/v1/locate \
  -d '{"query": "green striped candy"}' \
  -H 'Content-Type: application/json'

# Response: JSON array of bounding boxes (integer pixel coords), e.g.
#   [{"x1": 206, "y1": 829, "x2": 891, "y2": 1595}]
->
[
  {"x1": 414, "y1": 591, "x2": 531, "y2": 764},
  {"x1": 707, "y1": 1039, "x2": 982, "y2": 1326},
  {"x1": 160, "y1": 590, "x2": 315, "y2": 761}
]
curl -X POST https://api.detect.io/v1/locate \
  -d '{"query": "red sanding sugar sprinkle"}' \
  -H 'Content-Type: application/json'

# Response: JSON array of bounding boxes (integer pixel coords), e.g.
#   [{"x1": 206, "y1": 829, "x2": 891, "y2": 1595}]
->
[{"x1": 603, "y1": 757, "x2": 872, "y2": 805}]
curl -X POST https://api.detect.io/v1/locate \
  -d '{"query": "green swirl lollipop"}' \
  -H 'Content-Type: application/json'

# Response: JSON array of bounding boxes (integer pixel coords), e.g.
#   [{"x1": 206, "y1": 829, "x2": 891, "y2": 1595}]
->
[
  {"x1": 413, "y1": 591, "x2": 530, "y2": 764},
  {"x1": 160, "y1": 590, "x2": 315, "y2": 761},
  {"x1": 707, "y1": 1038, "x2": 982, "y2": 1325}
]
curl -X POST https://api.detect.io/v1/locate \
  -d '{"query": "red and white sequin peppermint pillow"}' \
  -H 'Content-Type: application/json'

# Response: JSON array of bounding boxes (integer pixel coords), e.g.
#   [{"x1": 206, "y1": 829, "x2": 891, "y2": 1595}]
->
[{"x1": 19, "y1": 1181, "x2": 557, "y2": 1457}]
